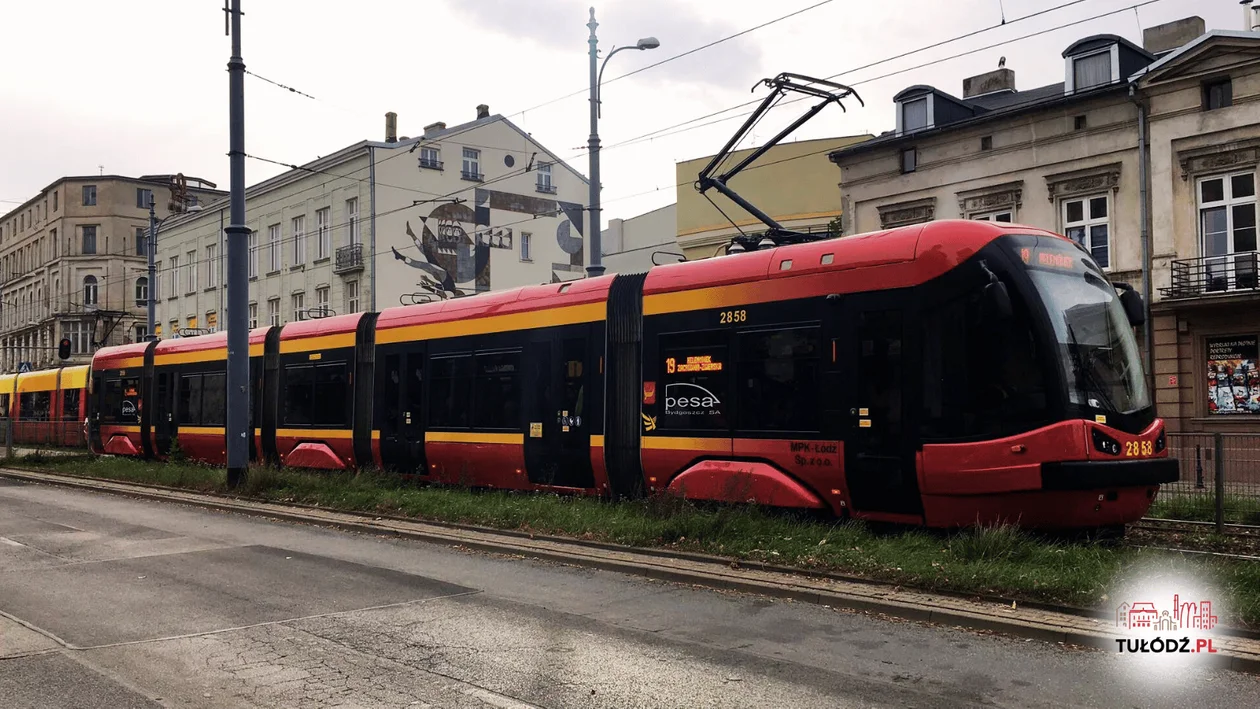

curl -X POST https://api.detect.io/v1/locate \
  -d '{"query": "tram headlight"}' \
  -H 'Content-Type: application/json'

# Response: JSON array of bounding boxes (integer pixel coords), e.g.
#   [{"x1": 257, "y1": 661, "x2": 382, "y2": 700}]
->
[
  {"x1": 1154, "y1": 429, "x2": 1166, "y2": 454},
  {"x1": 1091, "y1": 428, "x2": 1121, "y2": 456}
]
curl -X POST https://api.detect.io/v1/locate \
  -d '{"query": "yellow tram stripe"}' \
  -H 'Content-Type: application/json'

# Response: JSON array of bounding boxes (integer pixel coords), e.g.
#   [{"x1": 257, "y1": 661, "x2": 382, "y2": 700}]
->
[
  {"x1": 102, "y1": 425, "x2": 142, "y2": 433},
  {"x1": 590, "y1": 435, "x2": 605, "y2": 448},
  {"x1": 279, "y1": 333, "x2": 356, "y2": 354},
  {"x1": 641, "y1": 436, "x2": 730, "y2": 451},
  {"x1": 154, "y1": 348, "x2": 227, "y2": 366},
  {"x1": 643, "y1": 282, "x2": 775, "y2": 316},
  {"x1": 425, "y1": 431, "x2": 523, "y2": 445},
  {"x1": 178, "y1": 426, "x2": 225, "y2": 436},
  {"x1": 275, "y1": 428, "x2": 355, "y2": 439},
  {"x1": 376, "y1": 302, "x2": 604, "y2": 344}
]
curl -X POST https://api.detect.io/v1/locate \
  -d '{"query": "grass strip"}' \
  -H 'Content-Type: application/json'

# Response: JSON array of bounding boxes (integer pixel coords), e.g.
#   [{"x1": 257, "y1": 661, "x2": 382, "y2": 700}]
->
[
  {"x1": 1147, "y1": 493, "x2": 1260, "y2": 526},
  {"x1": 11, "y1": 451, "x2": 1260, "y2": 629}
]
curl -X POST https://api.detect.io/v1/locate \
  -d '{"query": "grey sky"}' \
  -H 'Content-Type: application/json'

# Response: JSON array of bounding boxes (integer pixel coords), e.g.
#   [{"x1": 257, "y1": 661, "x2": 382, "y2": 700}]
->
[{"x1": 0, "y1": 0, "x2": 1241, "y2": 226}]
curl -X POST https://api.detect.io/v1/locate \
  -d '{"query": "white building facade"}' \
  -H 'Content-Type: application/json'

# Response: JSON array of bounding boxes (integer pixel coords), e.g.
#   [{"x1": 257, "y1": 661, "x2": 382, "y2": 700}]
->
[{"x1": 155, "y1": 108, "x2": 588, "y2": 335}]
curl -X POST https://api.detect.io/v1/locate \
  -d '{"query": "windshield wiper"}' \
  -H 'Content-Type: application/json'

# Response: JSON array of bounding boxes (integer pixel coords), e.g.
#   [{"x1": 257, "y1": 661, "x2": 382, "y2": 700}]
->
[{"x1": 1067, "y1": 323, "x2": 1117, "y2": 412}]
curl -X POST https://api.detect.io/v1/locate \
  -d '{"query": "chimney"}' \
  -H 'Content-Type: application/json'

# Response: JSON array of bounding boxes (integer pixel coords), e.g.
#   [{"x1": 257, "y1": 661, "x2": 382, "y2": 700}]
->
[
  {"x1": 423, "y1": 121, "x2": 447, "y2": 138},
  {"x1": 1250, "y1": 1, "x2": 1260, "y2": 32},
  {"x1": 962, "y1": 67, "x2": 1015, "y2": 98},
  {"x1": 385, "y1": 112, "x2": 398, "y2": 143},
  {"x1": 476, "y1": 104, "x2": 490, "y2": 119},
  {"x1": 1143, "y1": 16, "x2": 1205, "y2": 55}
]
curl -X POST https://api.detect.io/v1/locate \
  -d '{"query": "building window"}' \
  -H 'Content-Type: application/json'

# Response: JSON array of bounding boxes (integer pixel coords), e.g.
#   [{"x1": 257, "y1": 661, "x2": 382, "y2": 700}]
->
[
  {"x1": 205, "y1": 243, "x2": 216, "y2": 288},
  {"x1": 134, "y1": 324, "x2": 148, "y2": 343},
  {"x1": 972, "y1": 210, "x2": 1013, "y2": 222},
  {"x1": 292, "y1": 215, "x2": 306, "y2": 265},
  {"x1": 52, "y1": 191, "x2": 58, "y2": 212},
  {"x1": 900, "y1": 148, "x2": 917, "y2": 174},
  {"x1": 419, "y1": 147, "x2": 441, "y2": 170},
  {"x1": 1198, "y1": 172, "x2": 1257, "y2": 291},
  {"x1": 1203, "y1": 78, "x2": 1233, "y2": 111},
  {"x1": 136, "y1": 226, "x2": 147, "y2": 256},
  {"x1": 248, "y1": 230, "x2": 258, "y2": 278},
  {"x1": 136, "y1": 188, "x2": 152, "y2": 209},
  {"x1": 64, "y1": 321, "x2": 92, "y2": 355},
  {"x1": 268, "y1": 297, "x2": 280, "y2": 326},
  {"x1": 187, "y1": 315, "x2": 198, "y2": 330},
  {"x1": 315, "y1": 207, "x2": 330, "y2": 259},
  {"x1": 169, "y1": 255, "x2": 179, "y2": 297},
  {"x1": 346, "y1": 280, "x2": 360, "y2": 313},
  {"x1": 311, "y1": 286, "x2": 328, "y2": 316},
  {"x1": 980, "y1": 136, "x2": 992, "y2": 151},
  {"x1": 461, "y1": 148, "x2": 482, "y2": 180},
  {"x1": 169, "y1": 319, "x2": 178, "y2": 337},
  {"x1": 82, "y1": 185, "x2": 96, "y2": 206},
  {"x1": 520, "y1": 231, "x2": 532, "y2": 261},
  {"x1": 1072, "y1": 50, "x2": 1112, "y2": 91},
  {"x1": 82, "y1": 276, "x2": 99, "y2": 306},
  {"x1": 248, "y1": 302, "x2": 258, "y2": 329},
  {"x1": 268, "y1": 223, "x2": 281, "y2": 272},
  {"x1": 186, "y1": 250, "x2": 197, "y2": 292},
  {"x1": 901, "y1": 97, "x2": 929, "y2": 132},
  {"x1": 1063, "y1": 194, "x2": 1110, "y2": 268},
  {"x1": 206, "y1": 312, "x2": 217, "y2": 332},
  {"x1": 346, "y1": 199, "x2": 360, "y2": 246},
  {"x1": 1074, "y1": 115, "x2": 1087, "y2": 130},
  {"x1": 81, "y1": 225, "x2": 97, "y2": 255},
  {"x1": 536, "y1": 163, "x2": 555, "y2": 193},
  {"x1": 135, "y1": 276, "x2": 148, "y2": 307},
  {"x1": 292, "y1": 292, "x2": 305, "y2": 321}
]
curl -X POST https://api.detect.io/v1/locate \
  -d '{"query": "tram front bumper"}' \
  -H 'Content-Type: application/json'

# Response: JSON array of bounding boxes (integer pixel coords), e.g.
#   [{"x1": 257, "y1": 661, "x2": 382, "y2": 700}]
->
[{"x1": 1040, "y1": 458, "x2": 1180, "y2": 490}]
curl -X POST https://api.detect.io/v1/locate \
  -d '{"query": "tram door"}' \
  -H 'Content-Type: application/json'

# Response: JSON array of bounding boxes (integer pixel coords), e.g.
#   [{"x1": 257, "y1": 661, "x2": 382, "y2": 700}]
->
[
  {"x1": 378, "y1": 350, "x2": 427, "y2": 474},
  {"x1": 837, "y1": 296, "x2": 923, "y2": 516},
  {"x1": 523, "y1": 331, "x2": 596, "y2": 489},
  {"x1": 153, "y1": 370, "x2": 175, "y2": 456}
]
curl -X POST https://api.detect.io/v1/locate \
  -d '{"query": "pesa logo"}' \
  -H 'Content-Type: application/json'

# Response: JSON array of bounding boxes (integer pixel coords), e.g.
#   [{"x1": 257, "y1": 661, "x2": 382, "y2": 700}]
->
[{"x1": 664, "y1": 383, "x2": 721, "y2": 415}]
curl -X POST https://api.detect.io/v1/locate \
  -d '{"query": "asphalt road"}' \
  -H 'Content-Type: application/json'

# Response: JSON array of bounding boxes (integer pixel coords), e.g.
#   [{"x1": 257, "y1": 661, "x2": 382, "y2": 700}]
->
[{"x1": 1, "y1": 478, "x2": 1258, "y2": 708}]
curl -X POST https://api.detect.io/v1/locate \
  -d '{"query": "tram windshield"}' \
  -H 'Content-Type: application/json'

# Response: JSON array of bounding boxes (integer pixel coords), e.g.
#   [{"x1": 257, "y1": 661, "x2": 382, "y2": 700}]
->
[{"x1": 1011, "y1": 236, "x2": 1151, "y2": 416}]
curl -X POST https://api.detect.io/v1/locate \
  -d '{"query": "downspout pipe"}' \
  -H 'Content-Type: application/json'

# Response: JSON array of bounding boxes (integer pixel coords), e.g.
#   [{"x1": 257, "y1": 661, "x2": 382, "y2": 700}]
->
[{"x1": 1130, "y1": 83, "x2": 1155, "y2": 393}]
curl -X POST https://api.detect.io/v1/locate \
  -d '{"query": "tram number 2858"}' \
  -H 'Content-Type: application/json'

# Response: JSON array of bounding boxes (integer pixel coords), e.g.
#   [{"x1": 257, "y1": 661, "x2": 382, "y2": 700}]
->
[{"x1": 719, "y1": 309, "x2": 747, "y2": 324}]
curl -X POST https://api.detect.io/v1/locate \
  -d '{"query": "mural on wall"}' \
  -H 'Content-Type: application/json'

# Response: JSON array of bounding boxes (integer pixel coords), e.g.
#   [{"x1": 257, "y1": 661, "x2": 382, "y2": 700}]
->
[{"x1": 391, "y1": 187, "x2": 586, "y2": 300}]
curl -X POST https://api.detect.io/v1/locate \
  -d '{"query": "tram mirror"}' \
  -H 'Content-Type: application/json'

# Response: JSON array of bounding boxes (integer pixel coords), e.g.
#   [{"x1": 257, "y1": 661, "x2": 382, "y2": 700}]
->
[
  {"x1": 1119, "y1": 288, "x2": 1145, "y2": 326},
  {"x1": 983, "y1": 279, "x2": 1013, "y2": 321}
]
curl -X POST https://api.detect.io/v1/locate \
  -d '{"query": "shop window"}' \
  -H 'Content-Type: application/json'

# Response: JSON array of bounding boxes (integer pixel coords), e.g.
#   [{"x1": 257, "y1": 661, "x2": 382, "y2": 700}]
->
[
  {"x1": 735, "y1": 326, "x2": 821, "y2": 433},
  {"x1": 429, "y1": 355, "x2": 473, "y2": 428},
  {"x1": 473, "y1": 351, "x2": 521, "y2": 429},
  {"x1": 659, "y1": 330, "x2": 729, "y2": 432},
  {"x1": 1206, "y1": 336, "x2": 1260, "y2": 415}
]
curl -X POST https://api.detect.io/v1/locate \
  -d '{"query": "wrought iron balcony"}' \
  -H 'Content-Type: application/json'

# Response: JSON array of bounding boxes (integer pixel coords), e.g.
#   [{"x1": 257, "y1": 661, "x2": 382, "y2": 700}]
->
[
  {"x1": 535, "y1": 182, "x2": 557, "y2": 194},
  {"x1": 419, "y1": 157, "x2": 443, "y2": 170},
  {"x1": 1160, "y1": 252, "x2": 1260, "y2": 299},
  {"x1": 333, "y1": 243, "x2": 364, "y2": 274},
  {"x1": 460, "y1": 169, "x2": 483, "y2": 182}
]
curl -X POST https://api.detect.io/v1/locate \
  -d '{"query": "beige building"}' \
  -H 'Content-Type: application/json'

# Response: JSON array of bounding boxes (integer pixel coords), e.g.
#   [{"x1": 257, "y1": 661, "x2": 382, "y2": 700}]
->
[
  {"x1": 674, "y1": 135, "x2": 870, "y2": 261},
  {"x1": 602, "y1": 203, "x2": 680, "y2": 273},
  {"x1": 155, "y1": 106, "x2": 588, "y2": 334},
  {"x1": 829, "y1": 15, "x2": 1260, "y2": 433},
  {"x1": 0, "y1": 174, "x2": 224, "y2": 370}
]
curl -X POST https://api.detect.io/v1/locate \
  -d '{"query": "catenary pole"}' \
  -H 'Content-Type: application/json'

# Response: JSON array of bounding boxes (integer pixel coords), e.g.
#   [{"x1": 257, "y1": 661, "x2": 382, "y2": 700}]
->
[
  {"x1": 146, "y1": 197, "x2": 157, "y2": 340},
  {"x1": 586, "y1": 7, "x2": 603, "y2": 277},
  {"x1": 224, "y1": 0, "x2": 250, "y2": 488}
]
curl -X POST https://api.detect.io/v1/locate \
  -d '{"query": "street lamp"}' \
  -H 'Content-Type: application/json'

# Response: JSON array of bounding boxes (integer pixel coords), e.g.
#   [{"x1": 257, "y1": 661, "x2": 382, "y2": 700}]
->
[
  {"x1": 147, "y1": 197, "x2": 203, "y2": 341},
  {"x1": 586, "y1": 7, "x2": 659, "y2": 278}
]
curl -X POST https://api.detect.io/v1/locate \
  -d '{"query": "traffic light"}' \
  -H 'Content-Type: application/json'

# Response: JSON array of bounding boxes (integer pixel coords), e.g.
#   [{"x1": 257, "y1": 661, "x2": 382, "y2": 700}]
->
[{"x1": 58, "y1": 338, "x2": 71, "y2": 360}]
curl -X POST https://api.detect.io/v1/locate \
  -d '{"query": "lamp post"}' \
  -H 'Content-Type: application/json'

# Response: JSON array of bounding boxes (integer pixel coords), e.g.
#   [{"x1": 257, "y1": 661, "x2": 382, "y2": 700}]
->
[
  {"x1": 586, "y1": 7, "x2": 658, "y2": 278},
  {"x1": 147, "y1": 197, "x2": 202, "y2": 341}
]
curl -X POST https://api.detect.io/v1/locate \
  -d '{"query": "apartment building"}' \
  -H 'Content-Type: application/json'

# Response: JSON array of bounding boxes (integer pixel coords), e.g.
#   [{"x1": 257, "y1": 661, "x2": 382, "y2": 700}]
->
[
  {"x1": 602, "y1": 203, "x2": 680, "y2": 273},
  {"x1": 828, "y1": 14, "x2": 1260, "y2": 433},
  {"x1": 154, "y1": 106, "x2": 588, "y2": 335},
  {"x1": 0, "y1": 174, "x2": 224, "y2": 370}
]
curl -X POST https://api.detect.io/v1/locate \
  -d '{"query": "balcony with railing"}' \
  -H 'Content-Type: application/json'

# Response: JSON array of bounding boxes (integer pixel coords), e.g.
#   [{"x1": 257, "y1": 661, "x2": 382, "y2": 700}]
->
[
  {"x1": 419, "y1": 157, "x2": 443, "y2": 170},
  {"x1": 1160, "y1": 251, "x2": 1260, "y2": 300},
  {"x1": 535, "y1": 180, "x2": 557, "y2": 194},
  {"x1": 333, "y1": 243, "x2": 364, "y2": 275}
]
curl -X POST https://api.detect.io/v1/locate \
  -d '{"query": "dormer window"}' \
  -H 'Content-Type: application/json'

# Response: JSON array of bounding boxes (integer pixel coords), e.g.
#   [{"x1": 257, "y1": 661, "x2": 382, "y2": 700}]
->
[
  {"x1": 1072, "y1": 50, "x2": 1113, "y2": 91},
  {"x1": 902, "y1": 97, "x2": 929, "y2": 132}
]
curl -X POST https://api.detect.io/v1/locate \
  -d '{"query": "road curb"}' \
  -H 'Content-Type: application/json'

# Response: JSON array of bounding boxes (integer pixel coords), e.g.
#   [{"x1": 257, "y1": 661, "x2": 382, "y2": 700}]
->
[{"x1": 3, "y1": 466, "x2": 1259, "y2": 675}]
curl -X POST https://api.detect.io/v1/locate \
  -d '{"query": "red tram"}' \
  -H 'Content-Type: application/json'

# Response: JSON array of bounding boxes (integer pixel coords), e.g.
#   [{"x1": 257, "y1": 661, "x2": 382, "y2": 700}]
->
[{"x1": 87, "y1": 220, "x2": 1177, "y2": 529}]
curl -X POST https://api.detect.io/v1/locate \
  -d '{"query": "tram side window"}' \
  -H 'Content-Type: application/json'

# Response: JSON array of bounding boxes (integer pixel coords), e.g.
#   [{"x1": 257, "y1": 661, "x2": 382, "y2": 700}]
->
[
  {"x1": 202, "y1": 373, "x2": 226, "y2": 426},
  {"x1": 736, "y1": 327, "x2": 821, "y2": 432},
  {"x1": 429, "y1": 355, "x2": 472, "y2": 428},
  {"x1": 0, "y1": 393, "x2": 9, "y2": 416},
  {"x1": 312, "y1": 364, "x2": 349, "y2": 426},
  {"x1": 381, "y1": 354, "x2": 401, "y2": 431},
  {"x1": 178, "y1": 374, "x2": 204, "y2": 425},
  {"x1": 19, "y1": 392, "x2": 52, "y2": 421},
  {"x1": 282, "y1": 366, "x2": 314, "y2": 426},
  {"x1": 473, "y1": 351, "x2": 521, "y2": 430},
  {"x1": 101, "y1": 377, "x2": 140, "y2": 423},
  {"x1": 62, "y1": 389, "x2": 81, "y2": 421},
  {"x1": 921, "y1": 286, "x2": 1049, "y2": 439},
  {"x1": 659, "y1": 331, "x2": 729, "y2": 432}
]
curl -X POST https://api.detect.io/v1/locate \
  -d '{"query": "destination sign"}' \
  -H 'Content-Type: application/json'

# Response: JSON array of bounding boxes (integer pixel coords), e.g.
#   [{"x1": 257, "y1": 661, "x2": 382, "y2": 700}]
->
[{"x1": 667, "y1": 355, "x2": 723, "y2": 374}]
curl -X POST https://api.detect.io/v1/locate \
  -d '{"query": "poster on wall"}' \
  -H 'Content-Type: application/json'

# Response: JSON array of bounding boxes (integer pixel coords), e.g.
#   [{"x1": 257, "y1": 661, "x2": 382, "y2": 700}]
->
[{"x1": 1206, "y1": 336, "x2": 1260, "y2": 415}]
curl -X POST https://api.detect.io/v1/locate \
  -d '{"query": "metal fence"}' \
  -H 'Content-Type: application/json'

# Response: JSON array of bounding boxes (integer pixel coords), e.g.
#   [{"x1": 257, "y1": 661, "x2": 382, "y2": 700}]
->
[
  {"x1": 1157, "y1": 433, "x2": 1260, "y2": 531},
  {"x1": 0, "y1": 418, "x2": 88, "y2": 459}
]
